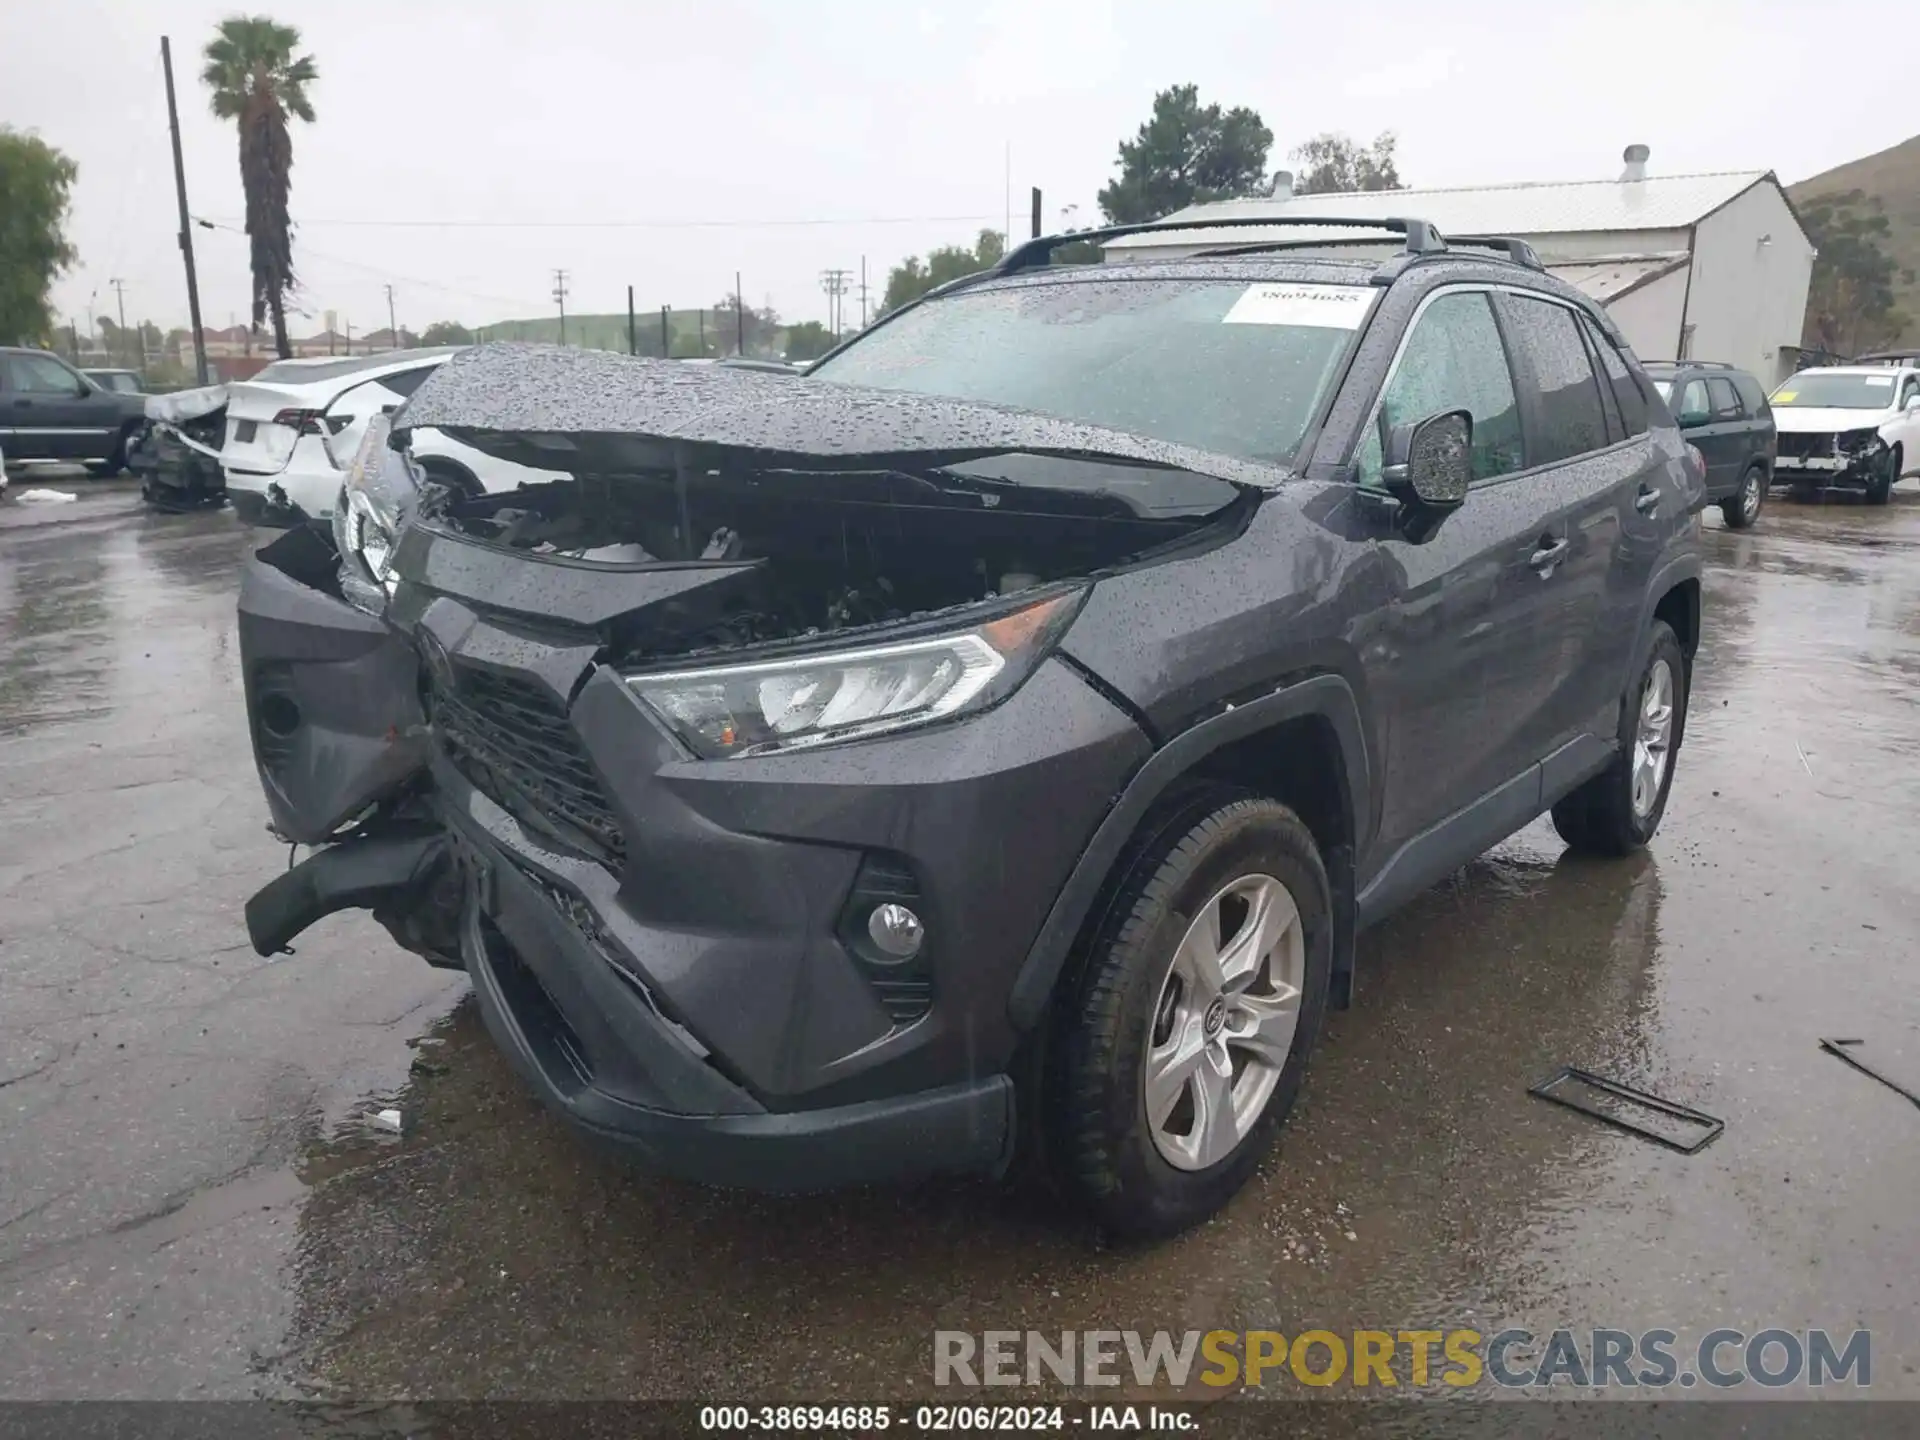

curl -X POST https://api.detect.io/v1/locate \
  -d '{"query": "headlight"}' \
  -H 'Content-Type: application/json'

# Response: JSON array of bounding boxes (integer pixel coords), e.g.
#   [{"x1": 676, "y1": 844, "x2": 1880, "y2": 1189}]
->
[
  {"x1": 626, "y1": 590, "x2": 1084, "y2": 759},
  {"x1": 330, "y1": 414, "x2": 417, "y2": 611}
]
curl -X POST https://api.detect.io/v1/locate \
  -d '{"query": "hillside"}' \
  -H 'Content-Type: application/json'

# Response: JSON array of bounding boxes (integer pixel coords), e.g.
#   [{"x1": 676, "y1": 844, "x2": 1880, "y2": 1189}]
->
[{"x1": 1789, "y1": 132, "x2": 1920, "y2": 346}]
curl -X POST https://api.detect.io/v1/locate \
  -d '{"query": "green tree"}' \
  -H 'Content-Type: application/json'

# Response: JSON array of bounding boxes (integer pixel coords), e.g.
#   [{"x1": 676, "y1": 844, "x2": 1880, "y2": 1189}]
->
[
  {"x1": 882, "y1": 229, "x2": 1006, "y2": 313},
  {"x1": 783, "y1": 320, "x2": 836, "y2": 360},
  {"x1": 1290, "y1": 131, "x2": 1403, "y2": 196},
  {"x1": 201, "y1": 16, "x2": 318, "y2": 360},
  {"x1": 0, "y1": 128, "x2": 79, "y2": 346},
  {"x1": 1800, "y1": 189, "x2": 1913, "y2": 355},
  {"x1": 1096, "y1": 85, "x2": 1272, "y2": 225},
  {"x1": 418, "y1": 320, "x2": 474, "y2": 347},
  {"x1": 710, "y1": 294, "x2": 780, "y2": 356}
]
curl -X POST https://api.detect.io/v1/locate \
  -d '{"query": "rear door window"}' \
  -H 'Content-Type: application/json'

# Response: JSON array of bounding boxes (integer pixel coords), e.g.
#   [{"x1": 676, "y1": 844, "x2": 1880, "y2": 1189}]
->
[
  {"x1": 1355, "y1": 290, "x2": 1524, "y2": 485},
  {"x1": 1498, "y1": 295, "x2": 1611, "y2": 464},
  {"x1": 1674, "y1": 379, "x2": 1711, "y2": 426},
  {"x1": 1707, "y1": 376, "x2": 1743, "y2": 418}
]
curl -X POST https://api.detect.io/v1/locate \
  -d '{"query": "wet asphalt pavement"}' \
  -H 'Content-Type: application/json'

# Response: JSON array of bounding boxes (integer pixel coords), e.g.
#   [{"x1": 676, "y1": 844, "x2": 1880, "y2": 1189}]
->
[{"x1": 2, "y1": 483, "x2": 1917, "y2": 1404}]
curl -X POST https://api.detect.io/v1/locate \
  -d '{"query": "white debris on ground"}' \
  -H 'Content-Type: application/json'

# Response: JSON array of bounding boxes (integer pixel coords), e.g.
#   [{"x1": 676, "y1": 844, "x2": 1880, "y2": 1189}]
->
[{"x1": 14, "y1": 489, "x2": 79, "y2": 505}]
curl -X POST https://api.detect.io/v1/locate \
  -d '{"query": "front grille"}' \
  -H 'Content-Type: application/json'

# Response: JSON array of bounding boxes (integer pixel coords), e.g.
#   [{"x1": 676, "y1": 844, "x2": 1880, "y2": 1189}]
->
[
  {"x1": 1778, "y1": 432, "x2": 1835, "y2": 462},
  {"x1": 427, "y1": 664, "x2": 627, "y2": 867}
]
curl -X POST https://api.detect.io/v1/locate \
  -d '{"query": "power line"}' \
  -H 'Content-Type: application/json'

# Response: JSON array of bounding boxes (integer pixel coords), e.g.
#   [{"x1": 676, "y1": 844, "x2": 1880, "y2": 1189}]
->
[
  {"x1": 191, "y1": 218, "x2": 549, "y2": 312},
  {"x1": 192, "y1": 211, "x2": 1005, "y2": 231}
]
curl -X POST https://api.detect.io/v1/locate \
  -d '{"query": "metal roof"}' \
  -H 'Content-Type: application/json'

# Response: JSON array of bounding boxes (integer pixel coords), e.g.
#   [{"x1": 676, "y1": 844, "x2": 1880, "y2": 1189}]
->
[
  {"x1": 1103, "y1": 171, "x2": 1774, "y2": 251},
  {"x1": 1546, "y1": 253, "x2": 1690, "y2": 302}
]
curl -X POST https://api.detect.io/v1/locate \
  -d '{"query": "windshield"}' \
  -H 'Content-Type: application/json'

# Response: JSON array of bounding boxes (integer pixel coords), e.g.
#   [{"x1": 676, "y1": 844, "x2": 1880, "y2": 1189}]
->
[
  {"x1": 1771, "y1": 372, "x2": 1899, "y2": 409},
  {"x1": 808, "y1": 278, "x2": 1370, "y2": 464}
]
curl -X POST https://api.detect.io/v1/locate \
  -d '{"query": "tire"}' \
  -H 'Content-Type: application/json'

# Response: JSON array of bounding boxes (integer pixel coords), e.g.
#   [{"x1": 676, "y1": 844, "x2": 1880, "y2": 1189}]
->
[
  {"x1": 1865, "y1": 445, "x2": 1899, "y2": 506},
  {"x1": 1047, "y1": 789, "x2": 1332, "y2": 1241},
  {"x1": 1552, "y1": 620, "x2": 1688, "y2": 855},
  {"x1": 1719, "y1": 464, "x2": 1765, "y2": 529}
]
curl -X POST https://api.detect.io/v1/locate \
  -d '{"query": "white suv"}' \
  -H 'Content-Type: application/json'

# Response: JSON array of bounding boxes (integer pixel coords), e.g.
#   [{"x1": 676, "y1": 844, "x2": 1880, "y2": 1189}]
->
[
  {"x1": 221, "y1": 349, "x2": 563, "y2": 524},
  {"x1": 1769, "y1": 364, "x2": 1920, "y2": 504}
]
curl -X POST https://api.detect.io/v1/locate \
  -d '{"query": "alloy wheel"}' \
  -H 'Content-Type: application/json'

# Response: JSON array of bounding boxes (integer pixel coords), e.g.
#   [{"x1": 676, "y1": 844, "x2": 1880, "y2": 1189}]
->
[
  {"x1": 1143, "y1": 873, "x2": 1305, "y2": 1171},
  {"x1": 1631, "y1": 658, "x2": 1675, "y2": 818}
]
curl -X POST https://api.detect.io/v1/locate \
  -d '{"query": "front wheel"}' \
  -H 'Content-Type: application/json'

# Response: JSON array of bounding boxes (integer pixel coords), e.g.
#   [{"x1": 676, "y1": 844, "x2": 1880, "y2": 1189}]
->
[
  {"x1": 1048, "y1": 790, "x2": 1331, "y2": 1241},
  {"x1": 1720, "y1": 465, "x2": 1765, "y2": 529},
  {"x1": 1552, "y1": 620, "x2": 1688, "y2": 855},
  {"x1": 1865, "y1": 446, "x2": 1899, "y2": 505}
]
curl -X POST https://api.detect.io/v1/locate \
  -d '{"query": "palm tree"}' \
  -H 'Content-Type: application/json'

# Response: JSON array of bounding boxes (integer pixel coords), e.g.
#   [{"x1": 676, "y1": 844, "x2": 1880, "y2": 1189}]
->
[{"x1": 200, "y1": 16, "x2": 317, "y2": 359}]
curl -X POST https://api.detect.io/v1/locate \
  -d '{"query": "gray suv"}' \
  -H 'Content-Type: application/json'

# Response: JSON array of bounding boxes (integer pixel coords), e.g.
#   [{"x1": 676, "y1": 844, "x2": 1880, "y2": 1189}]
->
[
  {"x1": 1643, "y1": 361, "x2": 1775, "y2": 528},
  {"x1": 237, "y1": 217, "x2": 1704, "y2": 1240}
]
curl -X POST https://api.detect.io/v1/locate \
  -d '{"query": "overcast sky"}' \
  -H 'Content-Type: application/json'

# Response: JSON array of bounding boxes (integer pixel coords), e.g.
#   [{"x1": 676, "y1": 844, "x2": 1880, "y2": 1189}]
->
[{"x1": 5, "y1": 0, "x2": 1912, "y2": 341}]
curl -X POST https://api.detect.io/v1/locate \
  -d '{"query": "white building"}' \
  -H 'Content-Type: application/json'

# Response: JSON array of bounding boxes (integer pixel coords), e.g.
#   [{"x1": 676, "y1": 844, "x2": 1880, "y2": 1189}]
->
[{"x1": 1103, "y1": 147, "x2": 1816, "y2": 387}]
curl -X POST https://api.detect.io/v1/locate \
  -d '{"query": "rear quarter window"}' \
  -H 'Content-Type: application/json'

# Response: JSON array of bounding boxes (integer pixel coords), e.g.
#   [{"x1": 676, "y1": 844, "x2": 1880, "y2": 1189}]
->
[{"x1": 1732, "y1": 373, "x2": 1768, "y2": 416}]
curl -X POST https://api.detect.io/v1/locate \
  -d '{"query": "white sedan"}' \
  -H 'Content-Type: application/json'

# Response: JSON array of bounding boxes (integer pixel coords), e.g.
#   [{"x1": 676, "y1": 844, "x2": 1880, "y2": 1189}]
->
[{"x1": 220, "y1": 348, "x2": 565, "y2": 524}]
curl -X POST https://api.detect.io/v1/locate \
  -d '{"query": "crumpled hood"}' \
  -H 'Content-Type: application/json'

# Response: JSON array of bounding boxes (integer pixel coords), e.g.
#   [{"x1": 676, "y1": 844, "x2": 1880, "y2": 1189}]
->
[
  {"x1": 1773, "y1": 406, "x2": 1893, "y2": 435},
  {"x1": 391, "y1": 341, "x2": 1295, "y2": 490}
]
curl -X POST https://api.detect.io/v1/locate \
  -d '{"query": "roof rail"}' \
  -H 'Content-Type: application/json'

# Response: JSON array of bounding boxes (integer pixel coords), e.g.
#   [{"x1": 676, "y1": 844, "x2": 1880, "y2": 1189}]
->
[
  {"x1": 1443, "y1": 235, "x2": 1545, "y2": 270},
  {"x1": 993, "y1": 214, "x2": 1449, "y2": 279}
]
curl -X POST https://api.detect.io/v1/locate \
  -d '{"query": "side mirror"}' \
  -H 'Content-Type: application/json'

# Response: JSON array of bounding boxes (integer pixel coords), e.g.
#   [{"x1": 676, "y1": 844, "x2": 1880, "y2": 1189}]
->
[{"x1": 1383, "y1": 409, "x2": 1472, "y2": 513}]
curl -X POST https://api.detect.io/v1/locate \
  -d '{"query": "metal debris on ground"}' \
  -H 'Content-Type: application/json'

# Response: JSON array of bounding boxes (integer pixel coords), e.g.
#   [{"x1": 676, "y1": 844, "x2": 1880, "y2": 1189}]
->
[
  {"x1": 1528, "y1": 1065, "x2": 1724, "y2": 1153},
  {"x1": 373, "y1": 1108, "x2": 404, "y2": 1132},
  {"x1": 1819, "y1": 1038, "x2": 1920, "y2": 1109}
]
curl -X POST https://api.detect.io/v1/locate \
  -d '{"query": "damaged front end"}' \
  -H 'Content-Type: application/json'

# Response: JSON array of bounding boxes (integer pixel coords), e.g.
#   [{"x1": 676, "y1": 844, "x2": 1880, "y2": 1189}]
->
[{"x1": 235, "y1": 344, "x2": 1274, "y2": 1188}]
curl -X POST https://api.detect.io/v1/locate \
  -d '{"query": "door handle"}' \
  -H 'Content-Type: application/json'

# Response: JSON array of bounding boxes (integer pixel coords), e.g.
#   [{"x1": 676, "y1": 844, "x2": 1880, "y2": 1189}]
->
[
  {"x1": 1529, "y1": 536, "x2": 1570, "y2": 572},
  {"x1": 1635, "y1": 485, "x2": 1660, "y2": 514}
]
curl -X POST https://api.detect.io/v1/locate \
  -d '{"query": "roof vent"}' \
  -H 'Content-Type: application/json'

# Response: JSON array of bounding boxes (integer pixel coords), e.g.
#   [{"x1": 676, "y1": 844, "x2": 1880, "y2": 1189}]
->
[
  {"x1": 1620, "y1": 144, "x2": 1650, "y2": 183},
  {"x1": 1269, "y1": 170, "x2": 1294, "y2": 200}
]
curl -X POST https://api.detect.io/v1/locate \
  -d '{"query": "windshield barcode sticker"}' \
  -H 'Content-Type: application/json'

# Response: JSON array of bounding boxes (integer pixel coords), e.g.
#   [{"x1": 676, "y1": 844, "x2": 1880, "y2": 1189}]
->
[{"x1": 1223, "y1": 283, "x2": 1376, "y2": 329}]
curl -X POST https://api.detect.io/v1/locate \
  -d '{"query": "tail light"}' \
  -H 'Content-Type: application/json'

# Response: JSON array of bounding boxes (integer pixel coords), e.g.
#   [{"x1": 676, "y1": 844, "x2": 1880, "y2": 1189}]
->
[{"x1": 271, "y1": 407, "x2": 325, "y2": 436}]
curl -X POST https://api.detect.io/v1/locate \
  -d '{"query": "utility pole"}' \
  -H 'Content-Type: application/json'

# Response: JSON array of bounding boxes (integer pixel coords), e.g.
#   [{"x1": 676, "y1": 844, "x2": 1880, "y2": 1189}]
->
[
  {"x1": 627, "y1": 285, "x2": 637, "y2": 355},
  {"x1": 161, "y1": 37, "x2": 208, "y2": 387},
  {"x1": 660, "y1": 304, "x2": 670, "y2": 359},
  {"x1": 109, "y1": 278, "x2": 131, "y2": 367},
  {"x1": 551, "y1": 269, "x2": 570, "y2": 345},
  {"x1": 859, "y1": 256, "x2": 869, "y2": 330},
  {"x1": 735, "y1": 271, "x2": 744, "y2": 355},
  {"x1": 345, "y1": 319, "x2": 353, "y2": 355},
  {"x1": 1031, "y1": 187, "x2": 1042, "y2": 239},
  {"x1": 384, "y1": 284, "x2": 398, "y2": 349},
  {"x1": 818, "y1": 268, "x2": 851, "y2": 338}
]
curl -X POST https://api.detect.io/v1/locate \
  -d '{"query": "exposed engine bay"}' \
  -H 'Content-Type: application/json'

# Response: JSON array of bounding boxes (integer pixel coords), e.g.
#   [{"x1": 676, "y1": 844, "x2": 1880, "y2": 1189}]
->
[{"x1": 415, "y1": 440, "x2": 1251, "y2": 663}]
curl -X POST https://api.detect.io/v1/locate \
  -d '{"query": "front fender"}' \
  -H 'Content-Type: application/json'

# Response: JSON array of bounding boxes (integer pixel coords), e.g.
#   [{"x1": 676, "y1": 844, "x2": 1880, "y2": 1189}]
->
[{"x1": 1005, "y1": 672, "x2": 1369, "y2": 1030}]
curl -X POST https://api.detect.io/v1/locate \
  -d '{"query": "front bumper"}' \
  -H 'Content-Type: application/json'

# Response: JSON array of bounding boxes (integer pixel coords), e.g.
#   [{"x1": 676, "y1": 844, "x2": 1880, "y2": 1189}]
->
[{"x1": 237, "y1": 529, "x2": 1152, "y2": 1187}]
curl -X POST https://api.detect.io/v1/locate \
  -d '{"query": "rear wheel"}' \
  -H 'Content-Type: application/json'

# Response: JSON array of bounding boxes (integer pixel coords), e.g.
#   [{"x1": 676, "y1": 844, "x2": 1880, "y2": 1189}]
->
[
  {"x1": 1552, "y1": 620, "x2": 1687, "y2": 855},
  {"x1": 1720, "y1": 464, "x2": 1765, "y2": 528},
  {"x1": 1047, "y1": 790, "x2": 1331, "y2": 1241}
]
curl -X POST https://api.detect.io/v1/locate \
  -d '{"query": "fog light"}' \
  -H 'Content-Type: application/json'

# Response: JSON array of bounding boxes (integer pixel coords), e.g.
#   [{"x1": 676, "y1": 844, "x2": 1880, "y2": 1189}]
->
[{"x1": 867, "y1": 903, "x2": 925, "y2": 960}]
